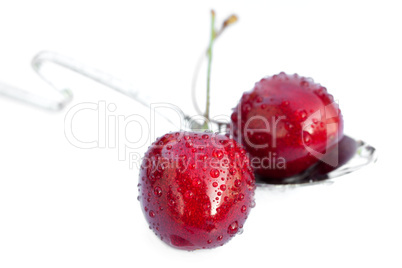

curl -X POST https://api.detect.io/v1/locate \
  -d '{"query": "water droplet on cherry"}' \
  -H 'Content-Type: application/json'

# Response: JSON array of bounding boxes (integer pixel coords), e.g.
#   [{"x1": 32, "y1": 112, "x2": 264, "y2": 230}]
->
[
  {"x1": 227, "y1": 221, "x2": 239, "y2": 235},
  {"x1": 241, "y1": 205, "x2": 247, "y2": 213},
  {"x1": 185, "y1": 141, "x2": 193, "y2": 148},
  {"x1": 229, "y1": 167, "x2": 237, "y2": 175},
  {"x1": 168, "y1": 199, "x2": 176, "y2": 207},
  {"x1": 153, "y1": 186, "x2": 162, "y2": 197},
  {"x1": 210, "y1": 169, "x2": 220, "y2": 178},
  {"x1": 213, "y1": 149, "x2": 224, "y2": 159},
  {"x1": 303, "y1": 131, "x2": 312, "y2": 145},
  {"x1": 184, "y1": 190, "x2": 194, "y2": 200}
]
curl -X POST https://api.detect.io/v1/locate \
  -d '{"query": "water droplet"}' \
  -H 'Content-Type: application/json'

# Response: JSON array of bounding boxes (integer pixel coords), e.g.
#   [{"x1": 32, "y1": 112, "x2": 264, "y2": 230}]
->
[
  {"x1": 149, "y1": 174, "x2": 157, "y2": 182},
  {"x1": 199, "y1": 154, "x2": 208, "y2": 161},
  {"x1": 184, "y1": 190, "x2": 194, "y2": 200},
  {"x1": 300, "y1": 80, "x2": 309, "y2": 87},
  {"x1": 278, "y1": 72, "x2": 287, "y2": 79},
  {"x1": 203, "y1": 202, "x2": 211, "y2": 210},
  {"x1": 234, "y1": 179, "x2": 241, "y2": 187},
  {"x1": 168, "y1": 199, "x2": 176, "y2": 207},
  {"x1": 281, "y1": 100, "x2": 289, "y2": 107},
  {"x1": 227, "y1": 221, "x2": 239, "y2": 235},
  {"x1": 166, "y1": 145, "x2": 172, "y2": 150},
  {"x1": 298, "y1": 109, "x2": 307, "y2": 121},
  {"x1": 149, "y1": 210, "x2": 156, "y2": 218},
  {"x1": 153, "y1": 186, "x2": 162, "y2": 197},
  {"x1": 217, "y1": 235, "x2": 223, "y2": 241},
  {"x1": 185, "y1": 141, "x2": 193, "y2": 148},
  {"x1": 229, "y1": 167, "x2": 237, "y2": 175},
  {"x1": 256, "y1": 96, "x2": 263, "y2": 103},
  {"x1": 238, "y1": 193, "x2": 245, "y2": 201},
  {"x1": 184, "y1": 135, "x2": 190, "y2": 140},
  {"x1": 241, "y1": 205, "x2": 247, "y2": 213},
  {"x1": 212, "y1": 181, "x2": 218, "y2": 187},
  {"x1": 202, "y1": 134, "x2": 209, "y2": 139},
  {"x1": 250, "y1": 200, "x2": 256, "y2": 208},
  {"x1": 193, "y1": 178, "x2": 201, "y2": 187},
  {"x1": 303, "y1": 131, "x2": 312, "y2": 145},
  {"x1": 210, "y1": 169, "x2": 220, "y2": 178},
  {"x1": 285, "y1": 122, "x2": 294, "y2": 131},
  {"x1": 213, "y1": 149, "x2": 224, "y2": 159},
  {"x1": 242, "y1": 104, "x2": 251, "y2": 112},
  {"x1": 207, "y1": 239, "x2": 212, "y2": 244},
  {"x1": 220, "y1": 185, "x2": 226, "y2": 191}
]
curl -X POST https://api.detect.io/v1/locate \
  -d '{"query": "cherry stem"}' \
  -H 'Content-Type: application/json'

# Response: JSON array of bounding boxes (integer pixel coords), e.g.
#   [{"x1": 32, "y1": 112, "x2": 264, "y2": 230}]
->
[
  {"x1": 198, "y1": 12, "x2": 238, "y2": 130},
  {"x1": 203, "y1": 10, "x2": 216, "y2": 128}
]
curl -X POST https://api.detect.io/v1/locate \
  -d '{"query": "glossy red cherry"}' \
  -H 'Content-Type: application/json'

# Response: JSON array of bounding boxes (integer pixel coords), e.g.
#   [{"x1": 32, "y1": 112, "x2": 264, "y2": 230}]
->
[
  {"x1": 138, "y1": 131, "x2": 256, "y2": 250},
  {"x1": 231, "y1": 72, "x2": 344, "y2": 182}
]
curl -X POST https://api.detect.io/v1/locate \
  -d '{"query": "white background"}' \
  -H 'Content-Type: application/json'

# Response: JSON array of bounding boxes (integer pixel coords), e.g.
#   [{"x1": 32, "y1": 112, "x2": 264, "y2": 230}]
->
[{"x1": 0, "y1": 1, "x2": 401, "y2": 267}]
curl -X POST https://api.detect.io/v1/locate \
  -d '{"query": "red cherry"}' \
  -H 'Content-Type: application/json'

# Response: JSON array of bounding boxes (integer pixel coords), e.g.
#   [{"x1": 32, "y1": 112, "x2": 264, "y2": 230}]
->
[
  {"x1": 231, "y1": 72, "x2": 344, "y2": 181},
  {"x1": 138, "y1": 131, "x2": 256, "y2": 250}
]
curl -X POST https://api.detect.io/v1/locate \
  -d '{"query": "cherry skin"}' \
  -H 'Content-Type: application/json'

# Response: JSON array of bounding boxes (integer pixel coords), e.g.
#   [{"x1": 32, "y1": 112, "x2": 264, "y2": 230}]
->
[
  {"x1": 138, "y1": 131, "x2": 256, "y2": 250},
  {"x1": 231, "y1": 72, "x2": 344, "y2": 181}
]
